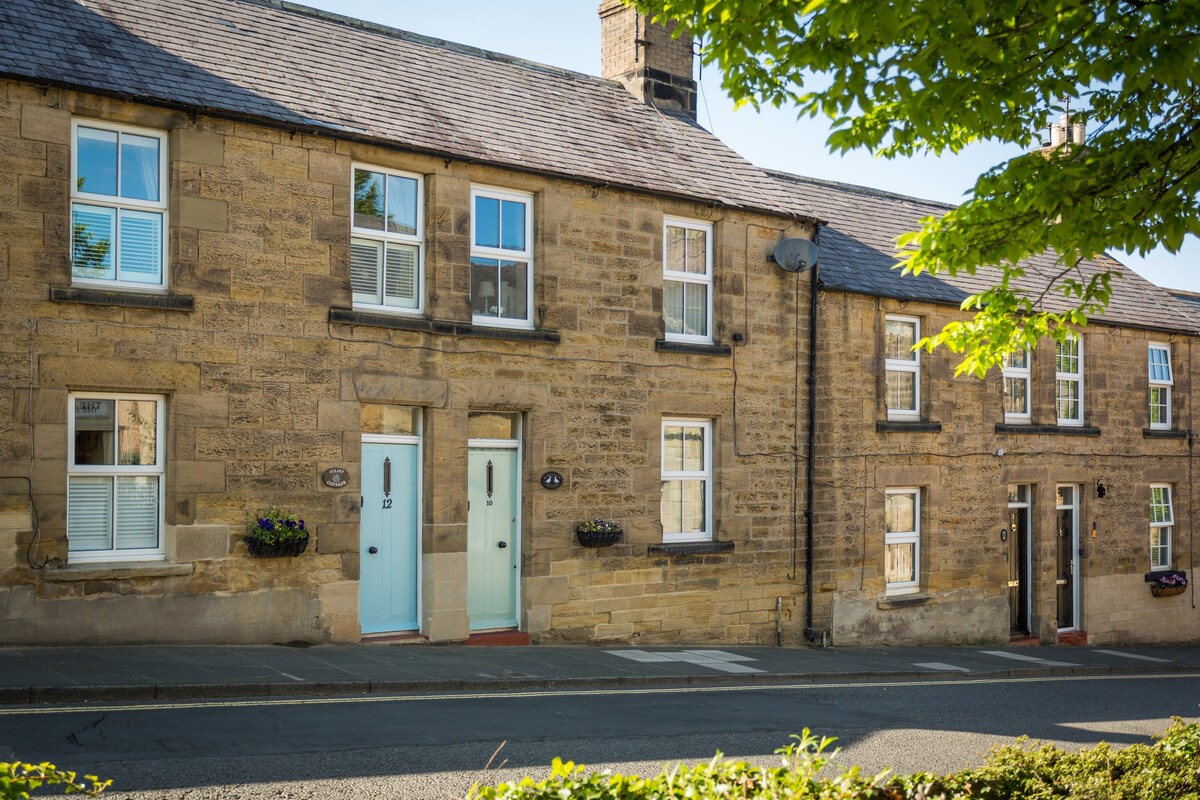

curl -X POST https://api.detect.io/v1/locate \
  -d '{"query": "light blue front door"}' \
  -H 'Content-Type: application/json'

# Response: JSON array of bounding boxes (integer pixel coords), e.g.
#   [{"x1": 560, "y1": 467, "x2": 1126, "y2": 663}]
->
[
  {"x1": 467, "y1": 447, "x2": 518, "y2": 630},
  {"x1": 360, "y1": 441, "x2": 419, "y2": 634}
]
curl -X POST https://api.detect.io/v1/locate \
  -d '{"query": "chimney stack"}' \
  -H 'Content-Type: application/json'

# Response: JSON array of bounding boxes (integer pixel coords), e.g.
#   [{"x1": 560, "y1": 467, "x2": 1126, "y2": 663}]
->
[
  {"x1": 1047, "y1": 113, "x2": 1086, "y2": 148},
  {"x1": 599, "y1": 1, "x2": 696, "y2": 118}
]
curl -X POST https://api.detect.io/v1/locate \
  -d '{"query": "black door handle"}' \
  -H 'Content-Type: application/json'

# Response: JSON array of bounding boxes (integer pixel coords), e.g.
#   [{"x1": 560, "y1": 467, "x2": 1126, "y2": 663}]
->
[
  {"x1": 497, "y1": 541, "x2": 507, "y2": 549},
  {"x1": 368, "y1": 546, "x2": 378, "y2": 554}
]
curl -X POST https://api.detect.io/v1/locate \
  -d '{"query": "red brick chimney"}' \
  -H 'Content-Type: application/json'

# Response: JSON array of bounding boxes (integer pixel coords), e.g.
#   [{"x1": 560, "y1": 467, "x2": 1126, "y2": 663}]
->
[{"x1": 599, "y1": 1, "x2": 696, "y2": 118}]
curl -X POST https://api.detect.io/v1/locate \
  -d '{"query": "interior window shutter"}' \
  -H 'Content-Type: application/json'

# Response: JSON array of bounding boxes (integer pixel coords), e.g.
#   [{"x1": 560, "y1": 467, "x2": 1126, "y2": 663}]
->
[
  {"x1": 68, "y1": 476, "x2": 113, "y2": 551},
  {"x1": 115, "y1": 476, "x2": 159, "y2": 550},
  {"x1": 350, "y1": 240, "x2": 383, "y2": 304},
  {"x1": 384, "y1": 243, "x2": 418, "y2": 308}
]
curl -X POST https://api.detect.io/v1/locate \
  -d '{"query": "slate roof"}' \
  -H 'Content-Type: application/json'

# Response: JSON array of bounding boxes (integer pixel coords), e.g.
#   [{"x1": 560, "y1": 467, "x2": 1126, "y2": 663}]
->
[
  {"x1": 0, "y1": 0, "x2": 802, "y2": 218},
  {"x1": 771, "y1": 171, "x2": 1200, "y2": 334}
]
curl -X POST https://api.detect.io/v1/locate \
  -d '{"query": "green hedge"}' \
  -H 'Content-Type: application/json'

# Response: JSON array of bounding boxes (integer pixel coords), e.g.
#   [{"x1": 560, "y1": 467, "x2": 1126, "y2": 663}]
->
[
  {"x1": 469, "y1": 719, "x2": 1200, "y2": 799},
  {"x1": 0, "y1": 763, "x2": 109, "y2": 800}
]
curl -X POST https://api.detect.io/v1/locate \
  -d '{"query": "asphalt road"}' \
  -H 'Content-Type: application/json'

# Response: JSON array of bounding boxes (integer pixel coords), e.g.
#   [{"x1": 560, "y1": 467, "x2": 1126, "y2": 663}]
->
[{"x1": 2, "y1": 673, "x2": 1197, "y2": 799}]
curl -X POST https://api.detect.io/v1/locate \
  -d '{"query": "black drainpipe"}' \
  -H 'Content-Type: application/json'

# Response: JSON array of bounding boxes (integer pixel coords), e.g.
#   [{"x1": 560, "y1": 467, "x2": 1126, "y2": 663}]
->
[{"x1": 803, "y1": 230, "x2": 821, "y2": 642}]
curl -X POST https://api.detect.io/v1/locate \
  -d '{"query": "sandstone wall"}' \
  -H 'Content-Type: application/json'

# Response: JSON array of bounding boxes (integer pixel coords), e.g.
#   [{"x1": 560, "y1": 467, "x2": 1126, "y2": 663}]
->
[{"x1": 0, "y1": 80, "x2": 815, "y2": 645}]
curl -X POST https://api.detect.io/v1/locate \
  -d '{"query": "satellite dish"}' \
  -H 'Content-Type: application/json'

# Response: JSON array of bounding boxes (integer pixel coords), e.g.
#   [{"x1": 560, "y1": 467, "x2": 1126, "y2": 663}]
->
[{"x1": 772, "y1": 238, "x2": 819, "y2": 273}]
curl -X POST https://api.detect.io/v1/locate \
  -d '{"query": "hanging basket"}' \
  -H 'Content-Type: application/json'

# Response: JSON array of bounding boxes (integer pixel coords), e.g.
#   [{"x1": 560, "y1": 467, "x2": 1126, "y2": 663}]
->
[
  {"x1": 245, "y1": 534, "x2": 310, "y2": 558},
  {"x1": 576, "y1": 527, "x2": 623, "y2": 548},
  {"x1": 1150, "y1": 584, "x2": 1186, "y2": 598}
]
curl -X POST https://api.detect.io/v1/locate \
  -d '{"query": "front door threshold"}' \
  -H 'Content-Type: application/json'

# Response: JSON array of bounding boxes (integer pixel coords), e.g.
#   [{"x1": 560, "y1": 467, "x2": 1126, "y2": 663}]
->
[
  {"x1": 1008, "y1": 634, "x2": 1039, "y2": 646},
  {"x1": 466, "y1": 630, "x2": 530, "y2": 646},
  {"x1": 1056, "y1": 629, "x2": 1088, "y2": 646},
  {"x1": 362, "y1": 631, "x2": 427, "y2": 644}
]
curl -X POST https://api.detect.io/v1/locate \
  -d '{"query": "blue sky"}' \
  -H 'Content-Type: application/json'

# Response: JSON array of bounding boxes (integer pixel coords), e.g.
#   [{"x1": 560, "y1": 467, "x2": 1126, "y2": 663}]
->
[{"x1": 302, "y1": 0, "x2": 1200, "y2": 292}]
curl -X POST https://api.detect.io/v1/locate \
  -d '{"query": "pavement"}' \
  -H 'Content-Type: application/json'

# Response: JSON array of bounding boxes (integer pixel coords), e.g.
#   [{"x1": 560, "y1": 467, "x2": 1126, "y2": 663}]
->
[{"x1": 2, "y1": 642, "x2": 1199, "y2": 705}]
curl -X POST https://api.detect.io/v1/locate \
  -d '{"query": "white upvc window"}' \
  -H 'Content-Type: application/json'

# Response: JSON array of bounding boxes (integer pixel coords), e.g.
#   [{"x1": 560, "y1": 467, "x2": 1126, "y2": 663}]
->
[
  {"x1": 884, "y1": 316, "x2": 920, "y2": 420},
  {"x1": 470, "y1": 186, "x2": 534, "y2": 329},
  {"x1": 662, "y1": 217, "x2": 714, "y2": 344},
  {"x1": 1055, "y1": 334, "x2": 1084, "y2": 426},
  {"x1": 350, "y1": 165, "x2": 423, "y2": 313},
  {"x1": 70, "y1": 119, "x2": 169, "y2": 291},
  {"x1": 660, "y1": 418, "x2": 712, "y2": 542},
  {"x1": 67, "y1": 393, "x2": 166, "y2": 563},
  {"x1": 1149, "y1": 343, "x2": 1173, "y2": 430},
  {"x1": 1002, "y1": 348, "x2": 1032, "y2": 423},
  {"x1": 1149, "y1": 484, "x2": 1174, "y2": 571},
  {"x1": 884, "y1": 488, "x2": 920, "y2": 595}
]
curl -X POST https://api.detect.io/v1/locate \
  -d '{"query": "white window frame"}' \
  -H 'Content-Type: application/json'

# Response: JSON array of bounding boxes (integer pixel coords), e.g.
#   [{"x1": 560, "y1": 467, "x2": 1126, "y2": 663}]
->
[
  {"x1": 1149, "y1": 484, "x2": 1174, "y2": 571},
  {"x1": 1148, "y1": 343, "x2": 1173, "y2": 430},
  {"x1": 70, "y1": 119, "x2": 169, "y2": 292},
  {"x1": 884, "y1": 315, "x2": 921, "y2": 421},
  {"x1": 662, "y1": 216, "x2": 714, "y2": 345},
  {"x1": 67, "y1": 392, "x2": 166, "y2": 563},
  {"x1": 1055, "y1": 334, "x2": 1084, "y2": 426},
  {"x1": 660, "y1": 418, "x2": 713, "y2": 543},
  {"x1": 884, "y1": 488, "x2": 920, "y2": 596},
  {"x1": 1002, "y1": 348, "x2": 1032, "y2": 423},
  {"x1": 350, "y1": 163, "x2": 424, "y2": 315},
  {"x1": 470, "y1": 185, "x2": 534, "y2": 330}
]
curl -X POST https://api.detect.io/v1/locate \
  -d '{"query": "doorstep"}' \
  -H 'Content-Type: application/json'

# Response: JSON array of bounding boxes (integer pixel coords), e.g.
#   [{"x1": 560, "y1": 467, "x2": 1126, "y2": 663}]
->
[
  {"x1": 465, "y1": 630, "x2": 530, "y2": 646},
  {"x1": 1057, "y1": 630, "x2": 1089, "y2": 646}
]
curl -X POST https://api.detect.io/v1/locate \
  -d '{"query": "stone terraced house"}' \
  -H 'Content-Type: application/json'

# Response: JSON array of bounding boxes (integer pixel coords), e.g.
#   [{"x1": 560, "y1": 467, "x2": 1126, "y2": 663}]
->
[
  {"x1": 0, "y1": 0, "x2": 1195, "y2": 647},
  {"x1": 773, "y1": 172, "x2": 1200, "y2": 646}
]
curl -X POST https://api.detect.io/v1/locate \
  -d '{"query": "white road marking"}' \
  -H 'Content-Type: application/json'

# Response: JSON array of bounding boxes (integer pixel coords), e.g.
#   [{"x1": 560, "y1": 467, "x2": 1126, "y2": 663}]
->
[
  {"x1": 682, "y1": 650, "x2": 758, "y2": 662},
  {"x1": 607, "y1": 650, "x2": 674, "y2": 663},
  {"x1": 1094, "y1": 649, "x2": 1173, "y2": 663},
  {"x1": 1, "y1": 673, "x2": 1192, "y2": 717},
  {"x1": 980, "y1": 650, "x2": 1079, "y2": 667},
  {"x1": 607, "y1": 649, "x2": 764, "y2": 673},
  {"x1": 913, "y1": 662, "x2": 971, "y2": 673}
]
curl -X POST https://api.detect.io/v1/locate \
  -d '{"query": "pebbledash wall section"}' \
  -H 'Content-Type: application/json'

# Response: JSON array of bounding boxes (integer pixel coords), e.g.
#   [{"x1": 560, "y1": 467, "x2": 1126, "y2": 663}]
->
[
  {"x1": 813, "y1": 291, "x2": 1200, "y2": 645},
  {"x1": 0, "y1": 82, "x2": 818, "y2": 645}
]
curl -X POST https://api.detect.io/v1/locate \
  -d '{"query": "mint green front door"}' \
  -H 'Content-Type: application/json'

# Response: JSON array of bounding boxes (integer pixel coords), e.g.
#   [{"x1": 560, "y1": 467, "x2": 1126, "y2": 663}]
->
[
  {"x1": 467, "y1": 447, "x2": 519, "y2": 630},
  {"x1": 360, "y1": 441, "x2": 419, "y2": 634}
]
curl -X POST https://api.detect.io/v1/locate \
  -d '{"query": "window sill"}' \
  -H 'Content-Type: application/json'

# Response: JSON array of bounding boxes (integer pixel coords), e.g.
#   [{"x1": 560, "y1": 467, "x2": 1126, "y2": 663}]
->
[
  {"x1": 1144, "y1": 429, "x2": 1188, "y2": 439},
  {"x1": 1144, "y1": 569, "x2": 1186, "y2": 582},
  {"x1": 44, "y1": 562, "x2": 192, "y2": 582},
  {"x1": 329, "y1": 308, "x2": 560, "y2": 343},
  {"x1": 654, "y1": 339, "x2": 731, "y2": 356},
  {"x1": 648, "y1": 540, "x2": 734, "y2": 556},
  {"x1": 876, "y1": 421, "x2": 942, "y2": 433},
  {"x1": 877, "y1": 593, "x2": 931, "y2": 610},
  {"x1": 51, "y1": 286, "x2": 194, "y2": 312},
  {"x1": 994, "y1": 424, "x2": 1101, "y2": 436}
]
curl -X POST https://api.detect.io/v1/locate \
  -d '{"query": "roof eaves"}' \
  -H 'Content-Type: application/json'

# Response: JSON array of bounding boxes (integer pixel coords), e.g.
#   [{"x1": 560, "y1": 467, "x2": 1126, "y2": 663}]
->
[{"x1": 1, "y1": 68, "x2": 802, "y2": 220}]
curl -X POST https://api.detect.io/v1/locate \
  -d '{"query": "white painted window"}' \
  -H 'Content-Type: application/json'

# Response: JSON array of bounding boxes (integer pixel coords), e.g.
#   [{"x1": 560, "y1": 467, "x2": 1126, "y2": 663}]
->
[
  {"x1": 884, "y1": 488, "x2": 920, "y2": 595},
  {"x1": 351, "y1": 165, "x2": 423, "y2": 313},
  {"x1": 71, "y1": 120, "x2": 169, "y2": 290},
  {"x1": 471, "y1": 186, "x2": 534, "y2": 329},
  {"x1": 1055, "y1": 334, "x2": 1083, "y2": 426},
  {"x1": 1002, "y1": 348, "x2": 1032, "y2": 423},
  {"x1": 660, "y1": 419, "x2": 712, "y2": 542},
  {"x1": 67, "y1": 394, "x2": 165, "y2": 563},
  {"x1": 1150, "y1": 484, "x2": 1173, "y2": 571},
  {"x1": 884, "y1": 316, "x2": 920, "y2": 420},
  {"x1": 663, "y1": 217, "x2": 714, "y2": 344},
  {"x1": 1148, "y1": 343, "x2": 1173, "y2": 430}
]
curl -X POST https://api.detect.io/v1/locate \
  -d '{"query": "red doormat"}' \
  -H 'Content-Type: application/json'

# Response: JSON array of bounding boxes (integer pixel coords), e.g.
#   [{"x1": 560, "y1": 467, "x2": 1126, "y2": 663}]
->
[
  {"x1": 466, "y1": 630, "x2": 530, "y2": 646},
  {"x1": 1057, "y1": 630, "x2": 1088, "y2": 646}
]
